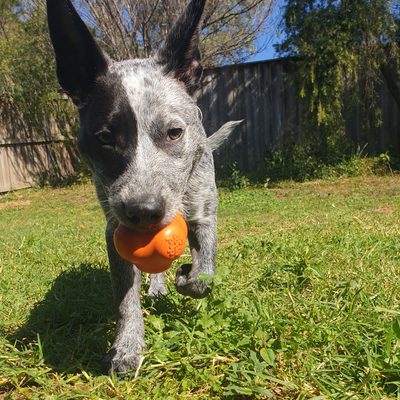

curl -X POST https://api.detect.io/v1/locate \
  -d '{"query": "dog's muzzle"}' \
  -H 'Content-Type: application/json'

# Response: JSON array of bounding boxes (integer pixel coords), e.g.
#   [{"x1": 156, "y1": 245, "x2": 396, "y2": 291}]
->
[{"x1": 124, "y1": 196, "x2": 165, "y2": 230}]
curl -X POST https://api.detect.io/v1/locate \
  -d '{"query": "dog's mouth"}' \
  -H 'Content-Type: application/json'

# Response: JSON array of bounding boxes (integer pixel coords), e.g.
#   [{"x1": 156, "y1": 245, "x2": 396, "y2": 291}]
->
[
  {"x1": 117, "y1": 214, "x2": 178, "y2": 233},
  {"x1": 148, "y1": 222, "x2": 163, "y2": 231},
  {"x1": 117, "y1": 219, "x2": 166, "y2": 233}
]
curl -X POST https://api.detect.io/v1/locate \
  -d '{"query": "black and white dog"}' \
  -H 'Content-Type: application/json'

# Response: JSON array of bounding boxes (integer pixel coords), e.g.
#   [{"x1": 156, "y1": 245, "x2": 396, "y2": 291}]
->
[{"x1": 47, "y1": 0, "x2": 239, "y2": 377}]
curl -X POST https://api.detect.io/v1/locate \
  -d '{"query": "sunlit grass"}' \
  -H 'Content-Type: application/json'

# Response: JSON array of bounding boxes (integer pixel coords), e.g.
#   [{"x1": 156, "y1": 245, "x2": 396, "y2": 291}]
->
[{"x1": 1, "y1": 176, "x2": 400, "y2": 399}]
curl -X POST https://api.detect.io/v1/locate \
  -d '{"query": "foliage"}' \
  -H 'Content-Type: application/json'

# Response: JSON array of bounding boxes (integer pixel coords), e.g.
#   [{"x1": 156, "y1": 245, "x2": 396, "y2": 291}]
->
[
  {"x1": 37, "y1": 160, "x2": 92, "y2": 188},
  {"x1": 256, "y1": 142, "x2": 395, "y2": 184},
  {"x1": 1, "y1": 176, "x2": 400, "y2": 398},
  {"x1": 216, "y1": 161, "x2": 252, "y2": 190},
  {"x1": 216, "y1": 143, "x2": 399, "y2": 189},
  {"x1": 0, "y1": 0, "x2": 77, "y2": 135},
  {"x1": 277, "y1": 0, "x2": 400, "y2": 156},
  {"x1": 75, "y1": 0, "x2": 281, "y2": 66}
]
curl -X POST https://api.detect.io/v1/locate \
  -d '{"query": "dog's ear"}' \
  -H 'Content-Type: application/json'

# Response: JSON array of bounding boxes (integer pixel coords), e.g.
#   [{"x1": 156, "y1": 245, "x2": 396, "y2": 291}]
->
[
  {"x1": 47, "y1": 0, "x2": 110, "y2": 106},
  {"x1": 155, "y1": 0, "x2": 206, "y2": 96}
]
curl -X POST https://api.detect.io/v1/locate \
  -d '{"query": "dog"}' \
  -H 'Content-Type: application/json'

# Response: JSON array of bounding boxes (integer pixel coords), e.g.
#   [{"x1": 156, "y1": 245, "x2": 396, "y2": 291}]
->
[{"x1": 47, "y1": 0, "x2": 240, "y2": 377}]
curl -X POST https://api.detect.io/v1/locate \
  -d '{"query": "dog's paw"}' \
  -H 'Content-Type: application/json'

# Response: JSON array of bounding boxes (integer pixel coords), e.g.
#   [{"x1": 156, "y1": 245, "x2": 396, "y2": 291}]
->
[
  {"x1": 148, "y1": 273, "x2": 167, "y2": 298},
  {"x1": 175, "y1": 263, "x2": 212, "y2": 298},
  {"x1": 101, "y1": 348, "x2": 142, "y2": 378},
  {"x1": 148, "y1": 282, "x2": 167, "y2": 298}
]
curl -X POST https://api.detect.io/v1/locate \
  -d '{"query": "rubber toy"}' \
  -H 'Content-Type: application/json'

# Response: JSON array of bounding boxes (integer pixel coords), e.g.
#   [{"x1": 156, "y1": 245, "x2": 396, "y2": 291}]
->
[{"x1": 113, "y1": 213, "x2": 188, "y2": 274}]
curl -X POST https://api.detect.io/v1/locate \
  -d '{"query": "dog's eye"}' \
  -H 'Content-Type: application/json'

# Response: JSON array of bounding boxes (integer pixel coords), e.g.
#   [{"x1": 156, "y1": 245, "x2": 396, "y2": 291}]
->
[
  {"x1": 96, "y1": 131, "x2": 114, "y2": 146},
  {"x1": 167, "y1": 128, "x2": 183, "y2": 141}
]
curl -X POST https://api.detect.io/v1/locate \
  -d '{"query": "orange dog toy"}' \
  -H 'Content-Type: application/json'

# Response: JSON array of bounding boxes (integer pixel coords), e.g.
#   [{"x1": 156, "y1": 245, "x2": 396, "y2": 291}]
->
[{"x1": 113, "y1": 213, "x2": 188, "y2": 274}]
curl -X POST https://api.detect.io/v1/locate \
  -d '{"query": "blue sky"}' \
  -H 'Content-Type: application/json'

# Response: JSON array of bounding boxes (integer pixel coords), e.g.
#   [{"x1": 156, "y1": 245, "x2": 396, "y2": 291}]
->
[
  {"x1": 248, "y1": 45, "x2": 278, "y2": 63},
  {"x1": 246, "y1": 30, "x2": 282, "y2": 63}
]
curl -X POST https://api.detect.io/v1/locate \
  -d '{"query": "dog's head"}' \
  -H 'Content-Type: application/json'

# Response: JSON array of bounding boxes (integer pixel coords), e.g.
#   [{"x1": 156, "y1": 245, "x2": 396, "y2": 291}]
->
[{"x1": 47, "y1": 0, "x2": 208, "y2": 231}]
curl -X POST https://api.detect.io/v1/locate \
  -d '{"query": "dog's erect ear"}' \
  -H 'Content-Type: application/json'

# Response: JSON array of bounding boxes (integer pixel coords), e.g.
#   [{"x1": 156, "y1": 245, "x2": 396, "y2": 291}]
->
[
  {"x1": 155, "y1": 0, "x2": 206, "y2": 96},
  {"x1": 47, "y1": 0, "x2": 110, "y2": 106}
]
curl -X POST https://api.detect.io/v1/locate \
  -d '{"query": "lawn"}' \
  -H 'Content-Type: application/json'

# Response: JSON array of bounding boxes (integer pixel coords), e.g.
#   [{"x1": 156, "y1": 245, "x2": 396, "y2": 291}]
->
[{"x1": 0, "y1": 176, "x2": 400, "y2": 399}]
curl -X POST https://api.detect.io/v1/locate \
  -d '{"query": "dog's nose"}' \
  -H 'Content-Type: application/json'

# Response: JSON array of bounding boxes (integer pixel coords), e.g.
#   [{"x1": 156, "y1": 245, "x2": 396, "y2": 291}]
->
[{"x1": 124, "y1": 198, "x2": 165, "y2": 229}]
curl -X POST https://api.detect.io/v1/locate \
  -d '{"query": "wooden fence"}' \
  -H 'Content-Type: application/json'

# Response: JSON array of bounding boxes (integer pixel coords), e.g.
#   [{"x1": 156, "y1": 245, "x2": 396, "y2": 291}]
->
[
  {"x1": 0, "y1": 100, "x2": 78, "y2": 193},
  {"x1": 196, "y1": 58, "x2": 400, "y2": 171},
  {"x1": 1, "y1": 58, "x2": 399, "y2": 192}
]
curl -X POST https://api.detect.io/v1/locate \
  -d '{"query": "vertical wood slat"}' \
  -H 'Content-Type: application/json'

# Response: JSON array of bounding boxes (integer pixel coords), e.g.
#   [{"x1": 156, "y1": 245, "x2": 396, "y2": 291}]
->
[
  {"x1": 1, "y1": 58, "x2": 399, "y2": 192},
  {"x1": 0, "y1": 141, "x2": 77, "y2": 192},
  {"x1": 0, "y1": 100, "x2": 78, "y2": 193},
  {"x1": 196, "y1": 58, "x2": 399, "y2": 171}
]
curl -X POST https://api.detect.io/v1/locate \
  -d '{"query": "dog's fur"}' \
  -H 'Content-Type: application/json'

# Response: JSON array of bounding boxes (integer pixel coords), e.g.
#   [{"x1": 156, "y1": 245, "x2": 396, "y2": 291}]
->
[{"x1": 47, "y1": 0, "x2": 240, "y2": 377}]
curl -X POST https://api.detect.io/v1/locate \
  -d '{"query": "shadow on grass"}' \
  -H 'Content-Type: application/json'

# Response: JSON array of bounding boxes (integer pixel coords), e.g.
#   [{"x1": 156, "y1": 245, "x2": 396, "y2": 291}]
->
[
  {"x1": 7, "y1": 261, "x2": 200, "y2": 377},
  {"x1": 8, "y1": 262, "x2": 114, "y2": 375}
]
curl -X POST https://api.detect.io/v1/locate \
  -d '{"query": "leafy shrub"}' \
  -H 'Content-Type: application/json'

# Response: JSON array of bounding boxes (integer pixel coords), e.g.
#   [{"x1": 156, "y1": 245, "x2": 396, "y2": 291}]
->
[
  {"x1": 216, "y1": 143, "x2": 399, "y2": 188},
  {"x1": 38, "y1": 161, "x2": 92, "y2": 188},
  {"x1": 216, "y1": 161, "x2": 251, "y2": 190}
]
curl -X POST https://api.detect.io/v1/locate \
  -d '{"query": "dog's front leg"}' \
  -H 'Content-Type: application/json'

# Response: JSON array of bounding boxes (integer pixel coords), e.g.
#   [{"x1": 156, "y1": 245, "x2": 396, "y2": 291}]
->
[
  {"x1": 175, "y1": 215, "x2": 217, "y2": 298},
  {"x1": 148, "y1": 273, "x2": 166, "y2": 297},
  {"x1": 102, "y1": 222, "x2": 145, "y2": 378}
]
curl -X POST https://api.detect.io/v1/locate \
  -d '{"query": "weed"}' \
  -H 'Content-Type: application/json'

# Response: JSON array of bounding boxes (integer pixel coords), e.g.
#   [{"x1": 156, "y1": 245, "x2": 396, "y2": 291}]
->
[
  {"x1": 37, "y1": 160, "x2": 92, "y2": 188},
  {"x1": 216, "y1": 162, "x2": 251, "y2": 190},
  {"x1": 216, "y1": 143, "x2": 399, "y2": 189}
]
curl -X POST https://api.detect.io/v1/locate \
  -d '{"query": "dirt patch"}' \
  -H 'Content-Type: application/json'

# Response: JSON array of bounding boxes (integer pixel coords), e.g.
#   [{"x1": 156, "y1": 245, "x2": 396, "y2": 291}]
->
[
  {"x1": 274, "y1": 192, "x2": 289, "y2": 199},
  {"x1": 0, "y1": 200, "x2": 31, "y2": 210}
]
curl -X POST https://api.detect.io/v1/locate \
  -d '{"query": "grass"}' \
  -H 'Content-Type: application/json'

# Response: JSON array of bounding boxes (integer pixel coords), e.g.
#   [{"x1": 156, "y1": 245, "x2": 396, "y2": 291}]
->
[{"x1": 1, "y1": 175, "x2": 400, "y2": 399}]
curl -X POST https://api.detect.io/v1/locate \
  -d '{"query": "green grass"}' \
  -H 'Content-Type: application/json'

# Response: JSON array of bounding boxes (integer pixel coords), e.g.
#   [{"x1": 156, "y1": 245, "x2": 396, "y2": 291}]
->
[{"x1": 1, "y1": 176, "x2": 400, "y2": 399}]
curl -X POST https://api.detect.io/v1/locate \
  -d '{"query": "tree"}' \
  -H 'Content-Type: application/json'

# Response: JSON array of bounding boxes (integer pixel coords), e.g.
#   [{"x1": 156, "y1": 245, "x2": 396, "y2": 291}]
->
[
  {"x1": 0, "y1": 0, "x2": 76, "y2": 135},
  {"x1": 74, "y1": 0, "x2": 280, "y2": 66},
  {"x1": 277, "y1": 0, "x2": 400, "y2": 157},
  {"x1": 0, "y1": 0, "x2": 280, "y2": 137}
]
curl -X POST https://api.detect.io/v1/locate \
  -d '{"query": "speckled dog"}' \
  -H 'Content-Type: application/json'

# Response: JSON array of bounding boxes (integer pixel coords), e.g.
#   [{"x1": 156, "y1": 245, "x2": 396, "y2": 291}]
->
[{"x1": 47, "y1": 0, "x2": 240, "y2": 377}]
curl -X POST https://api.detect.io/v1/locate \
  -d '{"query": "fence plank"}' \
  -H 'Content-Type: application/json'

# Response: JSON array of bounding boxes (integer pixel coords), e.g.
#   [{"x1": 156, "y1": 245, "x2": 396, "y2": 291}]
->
[
  {"x1": 2, "y1": 58, "x2": 399, "y2": 192},
  {"x1": 0, "y1": 101, "x2": 78, "y2": 192},
  {"x1": 196, "y1": 59, "x2": 400, "y2": 171}
]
